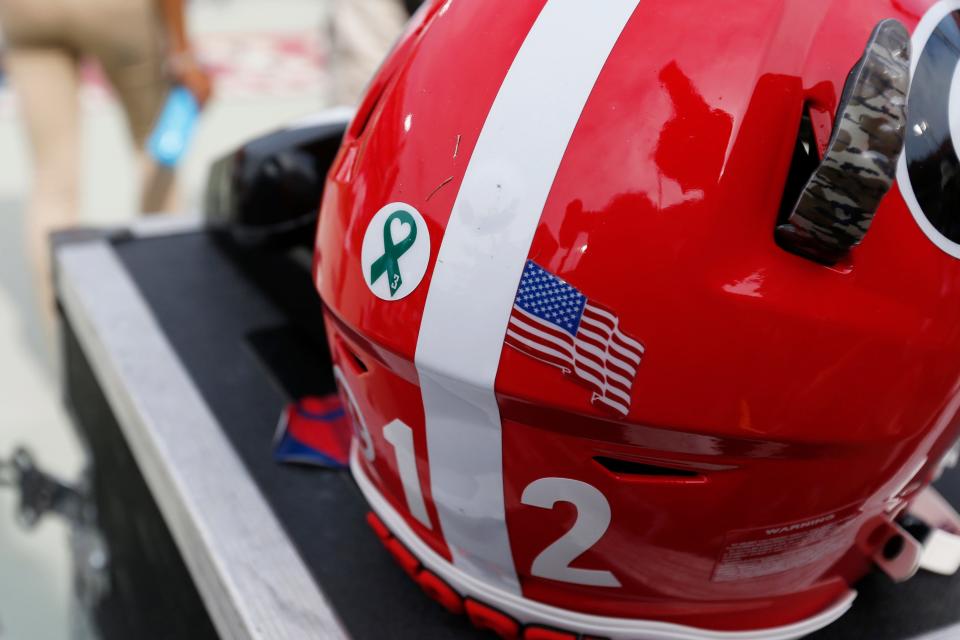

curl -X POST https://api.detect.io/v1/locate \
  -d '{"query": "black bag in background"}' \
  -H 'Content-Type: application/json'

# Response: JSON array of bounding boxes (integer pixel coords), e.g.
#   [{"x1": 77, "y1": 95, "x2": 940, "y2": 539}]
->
[{"x1": 402, "y1": 0, "x2": 424, "y2": 16}]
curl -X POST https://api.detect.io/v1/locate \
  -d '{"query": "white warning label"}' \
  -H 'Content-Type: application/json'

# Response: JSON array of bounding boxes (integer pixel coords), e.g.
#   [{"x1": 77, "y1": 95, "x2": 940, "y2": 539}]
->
[{"x1": 712, "y1": 507, "x2": 859, "y2": 582}]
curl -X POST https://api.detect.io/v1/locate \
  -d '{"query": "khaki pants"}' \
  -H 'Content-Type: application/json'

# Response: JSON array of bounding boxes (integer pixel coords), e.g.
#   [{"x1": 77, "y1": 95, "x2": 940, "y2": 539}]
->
[{"x1": 0, "y1": 0, "x2": 175, "y2": 321}]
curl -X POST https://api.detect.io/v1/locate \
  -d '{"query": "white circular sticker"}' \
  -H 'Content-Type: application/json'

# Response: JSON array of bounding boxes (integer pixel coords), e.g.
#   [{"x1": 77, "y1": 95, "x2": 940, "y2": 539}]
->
[{"x1": 360, "y1": 202, "x2": 431, "y2": 300}]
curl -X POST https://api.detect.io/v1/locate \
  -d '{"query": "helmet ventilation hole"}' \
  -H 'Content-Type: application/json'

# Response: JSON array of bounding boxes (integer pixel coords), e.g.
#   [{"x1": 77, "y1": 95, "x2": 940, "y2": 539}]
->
[
  {"x1": 593, "y1": 456, "x2": 702, "y2": 480},
  {"x1": 774, "y1": 19, "x2": 911, "y2": 265},
  {"x1": 337, "y1": 338, "x2": 370, "y2": 375},
  {"x1": 775, "y1": 106, "x2": 820, "y2": 228},
  {"x1": 349, "y1": 350, "x2": 369, "y2": 374}
]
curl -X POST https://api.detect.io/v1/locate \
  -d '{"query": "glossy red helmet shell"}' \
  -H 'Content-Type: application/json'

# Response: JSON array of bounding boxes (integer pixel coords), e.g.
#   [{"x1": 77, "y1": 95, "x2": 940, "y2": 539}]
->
[{"x1": 314, "y1": 0, "x2": 960, "y2": 637}]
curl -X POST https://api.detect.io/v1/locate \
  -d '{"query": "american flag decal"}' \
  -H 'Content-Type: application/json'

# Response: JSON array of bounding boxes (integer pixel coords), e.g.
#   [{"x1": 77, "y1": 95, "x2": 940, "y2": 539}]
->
[{"x1": 505, "y1": 261, "x2": 645, "y2": 416}]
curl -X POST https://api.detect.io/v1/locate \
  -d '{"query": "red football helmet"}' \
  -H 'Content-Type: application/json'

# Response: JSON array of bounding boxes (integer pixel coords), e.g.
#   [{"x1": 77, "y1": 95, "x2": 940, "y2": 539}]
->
[{"x1": 314, "y1": 0, "x2": 960, "y2": 637}]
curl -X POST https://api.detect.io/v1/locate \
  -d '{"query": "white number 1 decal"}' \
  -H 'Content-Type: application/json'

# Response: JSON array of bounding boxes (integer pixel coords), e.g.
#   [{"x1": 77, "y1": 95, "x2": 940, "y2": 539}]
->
[
  {"x1": 383, "y1": 419, "x2": 432, "y2": 529},
  {"x1": 521, "y1": 478, "x2": 621, "y2": 587}
]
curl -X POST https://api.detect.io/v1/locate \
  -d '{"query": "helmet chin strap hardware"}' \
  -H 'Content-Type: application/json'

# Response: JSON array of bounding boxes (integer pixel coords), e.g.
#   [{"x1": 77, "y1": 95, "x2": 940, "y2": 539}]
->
[
  {"x1": 775, "y1": 19, "x2": 911, "y2": 265},
  {"x1": 907, "y1": 486, "x2": 960, "y2": 576},
  {"x1": 937, "y1": 438, "x2": 960, "y2": 480},
  {"x1": 872, "y1": 520, "x2": 924, "y2": 582}
]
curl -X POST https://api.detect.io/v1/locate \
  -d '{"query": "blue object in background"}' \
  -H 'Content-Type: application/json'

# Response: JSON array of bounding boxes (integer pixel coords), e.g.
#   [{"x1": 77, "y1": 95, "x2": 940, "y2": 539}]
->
[
  {"x1": 147, "y1": 86, "x2": 199, "y2": 167},
  {"x1": 273, "y1": 396, "x2": 352, "y2": 469}
]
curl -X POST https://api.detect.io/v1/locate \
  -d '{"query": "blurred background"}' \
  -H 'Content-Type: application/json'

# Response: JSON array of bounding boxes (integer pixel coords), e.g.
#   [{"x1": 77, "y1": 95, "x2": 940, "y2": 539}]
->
[{"x1": 0, "y1": 0, "x2": 410, "y2": 636}]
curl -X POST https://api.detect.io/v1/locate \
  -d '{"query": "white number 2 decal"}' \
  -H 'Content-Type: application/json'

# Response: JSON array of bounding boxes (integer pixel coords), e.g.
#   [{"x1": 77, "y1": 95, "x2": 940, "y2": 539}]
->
[
  {"x1": 521, "y1": 478, "x2": 621, "y2": 588},
  {"x1": 383, "y1": 419, "x2": 432, "y2": 529}
]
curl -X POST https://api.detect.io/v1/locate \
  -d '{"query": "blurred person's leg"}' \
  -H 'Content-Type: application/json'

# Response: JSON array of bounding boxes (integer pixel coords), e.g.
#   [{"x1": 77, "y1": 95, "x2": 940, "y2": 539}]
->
[
  {"x1": 328, "y1": 0, "x2": 410, "y2": 104},
  {"x1": 5, "y1": 46, "x2": 81, "y2": 323},
  {"x1": 138, "y1": 155, "x2": 177, "y2": 214},
  {"x1": 74, "y1": 0, "x2": 175, "y2": 214}
]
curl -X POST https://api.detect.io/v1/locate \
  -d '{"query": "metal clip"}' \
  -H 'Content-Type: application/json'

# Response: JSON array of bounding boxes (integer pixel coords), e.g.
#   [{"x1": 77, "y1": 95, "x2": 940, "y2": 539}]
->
[{"x1": 872, "y1": 519, "x2": 924, "y2": 582}]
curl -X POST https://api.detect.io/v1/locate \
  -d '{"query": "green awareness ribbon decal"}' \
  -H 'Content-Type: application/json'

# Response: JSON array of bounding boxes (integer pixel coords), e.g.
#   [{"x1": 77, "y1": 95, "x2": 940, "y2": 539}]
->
[{"x1": 369, "y1": 210, "x2": 418, "y2": 297}]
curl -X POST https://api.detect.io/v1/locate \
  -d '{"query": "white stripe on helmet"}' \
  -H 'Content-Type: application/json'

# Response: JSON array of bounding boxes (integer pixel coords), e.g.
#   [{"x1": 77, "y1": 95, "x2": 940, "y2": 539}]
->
[{"x1": 414, "y1": 0, "x2": 641, "y2": 594}]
